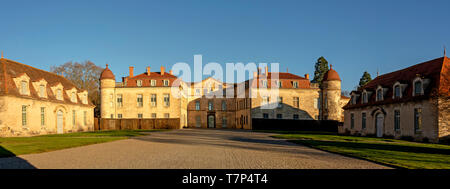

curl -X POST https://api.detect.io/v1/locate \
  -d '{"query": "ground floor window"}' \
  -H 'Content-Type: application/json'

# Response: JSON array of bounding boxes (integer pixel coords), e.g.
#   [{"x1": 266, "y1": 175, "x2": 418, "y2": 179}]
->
[
  {"x1": 164, "y1": 113, "x2": 170, "y2": 118},
  {"x1": 118, "y1": 114, "x2": 122, "y2": 119},
  {"x1": 22, "y1": 105, "x2": 27, "y2": 126},
  {"x1": 83, "y1": 111, "x2": 87, "y2": 126},
  {"x1": 263, "y1": 113, "x2": 269, "y2": 119},
  {"x1": 41, "y1": 107, "x2": 45, "y2": 126},
  {"x1": 293, "y1": 114, "x2": 299, "y2": 120},
  {"x1": 72, "y1": 110, "x2": 76, "y2": 127},
  {"x1": 362, "y1": 112, "x2": 366, "y2": 129},
  {"x1": 138, "y1": 113, "x2": 143, "y2": 118},
  {"x1": 196, "y1": 116, "x2": 201, "y2": 127},
  {"x1": 350, "y1": 113, "x2": 354, "y2": 129},
  {"x1": 414, "y1": 108, "x2": 422, "y2": 133},
  {"x1": 394, "y1": 110, "x2": 400, "y2": 131},
  {"x1": 222, "y1": 116, "x2": 227, "y2": 128},
  {"x1": 276, "y1": 114, "x2": 282, "y2": 119},
  {"x1": 151, "y1": 113, "x2": 157, "y2": 118}
]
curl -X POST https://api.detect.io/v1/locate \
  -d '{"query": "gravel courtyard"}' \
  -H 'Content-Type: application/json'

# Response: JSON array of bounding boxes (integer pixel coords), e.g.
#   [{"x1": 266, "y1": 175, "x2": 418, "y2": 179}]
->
[{"x1": 0, "y1": 129, "x2": 389, "y2": 169}]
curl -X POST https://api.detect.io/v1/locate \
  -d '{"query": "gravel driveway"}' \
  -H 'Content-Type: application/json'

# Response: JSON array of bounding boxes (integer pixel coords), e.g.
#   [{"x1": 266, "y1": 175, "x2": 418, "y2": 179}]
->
[{"x1": 0, "y1": 129, "x2": 389, "y2": 169}]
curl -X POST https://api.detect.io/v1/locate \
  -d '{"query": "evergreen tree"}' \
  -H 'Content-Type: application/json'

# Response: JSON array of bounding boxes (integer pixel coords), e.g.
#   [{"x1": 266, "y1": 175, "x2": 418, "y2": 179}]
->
[
  {"x1": 312, "y1": 56, "x2": 330, "y2": 86},
  {"x1": 358, "y1": 71, "x2": 372, "y2": 88}
]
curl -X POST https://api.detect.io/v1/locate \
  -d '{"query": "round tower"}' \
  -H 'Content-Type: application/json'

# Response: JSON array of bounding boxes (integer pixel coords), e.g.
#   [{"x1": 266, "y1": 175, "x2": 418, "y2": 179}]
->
[
  {"x1": 322, "y1": 65, "x2": 342, "y2": 121},
  {"x1": 100, "y1": 64, "x2": 116, "y2": 118}
]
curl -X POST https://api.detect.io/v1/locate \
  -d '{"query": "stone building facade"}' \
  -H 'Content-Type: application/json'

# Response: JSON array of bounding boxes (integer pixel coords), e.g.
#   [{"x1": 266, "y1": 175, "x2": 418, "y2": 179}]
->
[
  {"x1": 342, "y1": 56, "x2": 450, "y2": 142},
  {"x1": 101, "y1": 65, "x2": 349, "y2": 130},
  {"x1": 0, "y1": 57, "x2": 95, "y2": 137}
]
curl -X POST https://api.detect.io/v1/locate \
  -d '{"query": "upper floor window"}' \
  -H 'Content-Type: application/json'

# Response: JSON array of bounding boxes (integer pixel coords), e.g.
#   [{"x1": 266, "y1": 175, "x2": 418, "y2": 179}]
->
[
  {"x1": 277, "y1": 96, "x2": 283, "y2": 108},
  {"x1": 393, "y1": 85, "x2": 400, "y2": 98},
  {"x1": 293, "y1": 97, "x2": 299, "y2": 108},
  {"x1": 276, "y1": 80, "x2": 282, "y2": 88},
  {"x1": 20, "y1": 81, "x2": 28, "y2": 95},
  {"x1": 137, "y1": 80, "x2": 143, "y2": 87},
  {"x1": 261, "y1": 80, "x2": 267, "y2": 88},
  {"x1": 82, "y1": 94, "x2": 88, "y2": 104},
  {"x1": 376, "y1": 88, "x2": 383, "y2": 101},
  {"x1": 163, "y1": 80, "x2": 169, "y2": 86},
  {"x1": 293, "y1": 81, "x2": 298, "y2": 88},
  {"x1": 414, "y1": 80, "x2": 423, "y2": 96},
  {"x1": 208, "y1": 101, "x2": 213, "y2": 111},
  {"x1": 362, "y1": 92, "x2": 368, "y2": 103},
  {"x1": 117, "y1": 94, "x2": 123, "y2": 107},
  {"x1": 39, "y1": 85, "x2": 45, "y2": 97},
  {"x1": 262, "y1": 96, "x2": 270, "y2": 106},
  {"x1": 195, "y1": 89, "x2": 201, "y2": 96},
  {"x1": 137, "y1": 94, "x2": 143, "y2": 107},
  {"x1": 150, "y1": 80, "x2": 156, "y2": 86},
  {"x1": 150, "y1": 94, "x2": 157, "y2": 107},
  {"x1": 222, "y1": 100, "x2": 227, "y2": 111},
  {"x1": 163, "y1": 94, "x2": 170, "y2": 106},
  {"x1": 195, "y1": 101, "x2": 200, "y2": 110}
]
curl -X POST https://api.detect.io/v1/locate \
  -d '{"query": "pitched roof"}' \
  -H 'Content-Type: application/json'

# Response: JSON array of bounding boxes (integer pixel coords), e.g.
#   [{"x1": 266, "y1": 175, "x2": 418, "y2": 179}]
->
[
  {"x1": 344, "y1": 56, "x2": 450, "y2": 109},
  {"x1": 323, "y1": 67, "x2": 341, "y2": 81},
  {"x1": 121, "y1": 71, "x2": 178, "y2": 87},
  {"x1": 0, "y1": 58, "x2": 93, "y2": 106}
]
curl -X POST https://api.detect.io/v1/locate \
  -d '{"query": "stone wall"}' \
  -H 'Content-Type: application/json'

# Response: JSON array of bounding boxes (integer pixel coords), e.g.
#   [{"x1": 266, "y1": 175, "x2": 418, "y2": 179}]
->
[
  {"x1": 0, "y1": 95, "x2": 94, "y2": 137},
  {"x1": 438, "y1": 96, "x2": 450, "y2": 141},
  {"x1": 97, "y1": 118, "x2": 180, "y2": 130}
]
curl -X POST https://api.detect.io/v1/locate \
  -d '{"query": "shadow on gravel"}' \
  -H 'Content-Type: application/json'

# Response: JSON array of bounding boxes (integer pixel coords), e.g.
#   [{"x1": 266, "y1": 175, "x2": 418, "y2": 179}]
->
[{"x1": 0, "y1": 146, "x2": 36, "y2": 169}]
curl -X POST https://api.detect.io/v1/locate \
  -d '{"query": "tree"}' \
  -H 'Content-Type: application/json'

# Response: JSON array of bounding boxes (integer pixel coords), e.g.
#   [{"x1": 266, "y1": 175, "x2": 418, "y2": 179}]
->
[
  {"x1": 51, "y1": 61, "x2": 103, "y2": 117},
  {"x1": 358, "y1": 71, "x2": 372, "y2": 89},
  {"x1": 312, "y1": 56, "x2": 330, "y2": 87}
]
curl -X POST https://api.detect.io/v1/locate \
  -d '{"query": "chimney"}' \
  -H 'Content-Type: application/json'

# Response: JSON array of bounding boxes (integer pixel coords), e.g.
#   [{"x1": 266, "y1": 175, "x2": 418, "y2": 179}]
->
[
  {"x1": 286, "y1": 68, "x2": 289, "y2": 73},
  {"x1": 265, "y1": 66, "x2": 268, "y2": 75},
  {"x1": 161, "y1": 66, "x2": 165, "y2": 75},
  {"x1": 305, "y1": 74, "x2": 310, "y2": 80},
  {"x1": 147, "y1": 67, "x2": 151, "y2": 76},
  {"x1": 129, "y1": 66, "x2": 134, "y2": 77},
  {"x1": 170, "y1": 70, "x2": 173, "y2": 75}
]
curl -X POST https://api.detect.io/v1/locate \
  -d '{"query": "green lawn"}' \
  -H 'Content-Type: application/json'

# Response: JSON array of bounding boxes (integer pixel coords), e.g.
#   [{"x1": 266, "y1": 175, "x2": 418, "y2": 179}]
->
[
  {"x1": 264, "y1": 131, "x2": 450, "y2": 169},
  {"x1": 0, "y1": 130, "x2": 163, "y2": 158}
]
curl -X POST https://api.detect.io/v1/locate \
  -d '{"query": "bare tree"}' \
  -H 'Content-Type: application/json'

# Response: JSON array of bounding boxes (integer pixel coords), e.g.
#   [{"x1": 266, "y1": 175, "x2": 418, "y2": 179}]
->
[{"x1": 51, "y1": 61, "x2": 103, "y2": 117}]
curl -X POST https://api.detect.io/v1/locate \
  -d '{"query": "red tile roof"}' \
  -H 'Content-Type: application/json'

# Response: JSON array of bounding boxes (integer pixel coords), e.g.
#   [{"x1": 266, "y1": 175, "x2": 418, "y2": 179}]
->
[
  {"x1": 121, "y1": 71, "x2": 178, "y2": 87},
  {"x1": 0, "y1": 58, "x2": 94, "y2": 106},
  {"x1": 252, "y1": 72, "x2": 311, "y2": 89},
  {"x1": 344, "y1": 56, "x2": 450, "y2": 109}
]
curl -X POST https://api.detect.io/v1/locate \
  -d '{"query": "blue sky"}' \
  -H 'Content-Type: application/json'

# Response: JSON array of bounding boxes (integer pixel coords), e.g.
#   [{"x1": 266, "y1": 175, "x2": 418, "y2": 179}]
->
[{"x1": 1, "y1": 0, "x2": 449, "y2": 91}]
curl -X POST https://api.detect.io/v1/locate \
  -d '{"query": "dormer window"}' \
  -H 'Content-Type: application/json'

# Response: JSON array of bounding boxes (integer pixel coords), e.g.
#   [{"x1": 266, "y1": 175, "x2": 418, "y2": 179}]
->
[
  {"x1": 262, "y1": 80, "x2": 267, "y2": 88},
  {"x1": 414, "y1": 80, "x2": 423, "y2": 96},
  {"x1": 83, "y1": 94, "x2": 88, "y2": 104},
  {"x1": 163, "y1": 80, "x2": 169, "y2": 86},
  {"x1": 137, "y1": 80, "x2": 143, "y2": 87},
  {"x1": 71, "y1": 92, "x2": 77, "y2": 103},
  {"x1": 362, "y1": 92, "x2": 368, "y2": 103},
  {"x1": 39, "y1": 85, "x2": 45, "y2": 97},
  {"x1": 293, "y1": 81, "x2": 298, "y2": 88},
  {"x1": 56, "y1": 89, "x2": 63, "y2": 100},
  {"x1": 376, "y1": 88, "x2": 383, "y2": 101},
  {"x1": 394, "y1": 85, "x2": 401, "y2": 98},
  {"x1": 150, "y1": 80, "x2": 156, "y2": 86},
  {"x1": 20, "y1": 81, "x2": 28, "y2": 95}
]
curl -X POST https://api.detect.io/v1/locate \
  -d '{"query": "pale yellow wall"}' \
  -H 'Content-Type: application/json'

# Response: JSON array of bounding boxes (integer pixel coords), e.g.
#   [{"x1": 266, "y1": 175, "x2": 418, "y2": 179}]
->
[
  {"x1": 322, "y1": 80, "x2": 342, "y2": 121},
  {"x1": 343, "y1": 99, "x2": 439, "y2": 142},
  {"x1": 0, "y1": 95, "x2": 94, "y2": 137}
]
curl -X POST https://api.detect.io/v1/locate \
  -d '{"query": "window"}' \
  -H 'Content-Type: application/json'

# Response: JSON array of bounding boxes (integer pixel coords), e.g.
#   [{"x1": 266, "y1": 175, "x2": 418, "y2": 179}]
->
[
  {"x1": 414, "y1": 108, "x2": 422, "y2": 133},
  {"x1": 72, "y1": 110, "x2": 76, "y2": 127},
  {"x1": 293, "y1": 97, "x2": 299, "y2": 108},
  {"x1": 110, "y1": 114, "x2": 114, "y2": 118},
  {"x1": 276, "y1": 114, "x2": 282, "y2": 119},
  {"x1": 20, "y1": 81, "x2": 28, "y2": 95},
  {"x1": 262, "y1": 80, "x2": 267, "y2": 88},
  {"x1": 222, "y1": 116, "x2": 227, "y2": 128},
  {"x1": 164, "y1": 113, "x2": 170, "y2": 118},
  {"x1": 151, "y1": 113, "x2": 157, "y2": 118},
  {"x1": 394, "y1": 85, "x2": 401, "y2": 98},
  {"x1": 262, "y1": 96, "x2": 270, "y2": 106},
  {"x1": 137, "y1": 94, "x2": 143, "y2": 107},
  {"x1": 362, "y1": 92, "x2": 367, "y2": 103},
  {"x1": 22, "y1": 105, "x2": 27, "y2": 126},
  {"x1": 163, "y1": 80, "x2": 169, "y2": 86},
  {"x1": 196, "y1": 116, "x2": 201, "y2": 127},
  {"x1": 277, "y1": 97, "x2": 283, "y2": 108},
  {"x1": 263, "y1": 113, "x2": 269, "y2": 119},
  {"x1": 118, "y1": 114, "x2": 122, "y2": 119},
  {"x1": 41, "y1": 107, "x2": 45, "y2": 126},
  {"x1": 293, "y1": 114, "x2": 299, "y2": 120},
  {"x1": 394, "y1": 110, "x2": 400, "y2": 131},
  {"x1": 414, "y1": 81, "x2": 422, "y2": 96},
  {"x1": 163, "y1": 94, "x2": 170, "y2": 107},
  {"x1": 57, "y1": 89, "x2": 63, "y2": 100},
  {"x1": 362, "y1": 112, "x2": 366, "y2": 129},
  {"x1": 150, "y1": 80, "x2": 156, "y2": 86},
  {"x1": 376, "y1": 89, "x2": 383, "y2": 101},
  {"x1": 83, "y1": 111, "x2": 87, "y2": 126},
  {"x1": 350, "y1": 113, "x2": 354, "y2": 129},
  {"x1": 39, "y1": 85, "x2": 45, "y2": 97},
  {"x1": 195, "y1": 89, "x2": 201, "y2": 96},
  {"x1": 71, "y1": 92, "x2": 76, "y2": 102},
  {"x1": 83, "y1": 94, "x2": 87, "y2": 104},
  {"x1": 195, "y1": 101, "x2": 200, "y2": 110},
  {"x1": 208, "y1": 101, "x2": 213, "y2": 111},
  {"x1": 117, "y1": 94, "x2": 123, "y2": 107},
  {"x1": 222, "y1": 100, "x2": 227, "y2": 111},
  {"x1": 138, "y1": 113, "x2": 143, "y2": 118},
  {"x1": 277, "y1": 81, "x2": 282, "y2": 88},
  {"x1": 151, "y1": 94, "x2": 157, "y2": 107},
  {"x1": 137, "y1": 80, "x2": 143, "y2": 87},
  {"x1": 293, "y1": 81, "x2": 298, "y2": 88}
]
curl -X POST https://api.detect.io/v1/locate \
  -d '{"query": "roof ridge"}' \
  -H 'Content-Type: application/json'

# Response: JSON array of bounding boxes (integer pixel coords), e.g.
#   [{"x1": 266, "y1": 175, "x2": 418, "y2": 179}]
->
[{"x1": 374, "y1": 57, "x2": 445, "y2": 80}]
